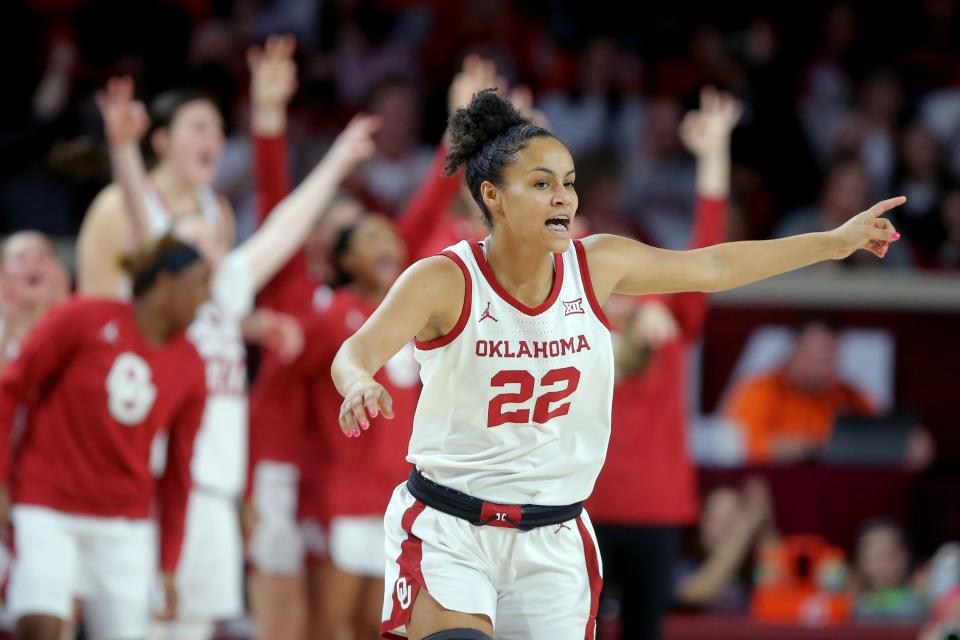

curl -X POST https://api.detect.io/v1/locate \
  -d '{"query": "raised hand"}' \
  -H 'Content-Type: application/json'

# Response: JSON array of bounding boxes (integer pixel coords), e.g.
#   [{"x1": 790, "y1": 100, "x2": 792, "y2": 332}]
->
[
  {"x1": 448, "y1": 55, "x2": 505, "y2": 116},
  {"x1": 248, "y1": 34, "x2": 298, "y2": 111},
  {"x1": 832, "y1": 196, "x2": 904, "y2": 259},
  {"x1": 324, "y1": 114, "x2": 380, "y2": 177},
  {"x1": 679, "y1": 86, "x2": 743, "y2": 157},
  {"x1": 338, "y1": 376, "x2": 395, "y2": 438},
  {"x1": 95, "y1": 76, "x2": 149, "y2": 147}
]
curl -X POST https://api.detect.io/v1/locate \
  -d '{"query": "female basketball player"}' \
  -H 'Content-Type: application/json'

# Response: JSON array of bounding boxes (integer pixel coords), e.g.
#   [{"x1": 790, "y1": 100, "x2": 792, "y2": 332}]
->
[
  {"x1": 86, "y1": 69, "x2": 377, "y2": 640},
  {"x1": 247, "y1": 51, "x2": 514, "y2": 640},
  {"x1": 0, "y1": 236, "x2": 209, "y2": 640},
  {"x1": 331, "y1": 89, "x2": 904, "y2": 640}
]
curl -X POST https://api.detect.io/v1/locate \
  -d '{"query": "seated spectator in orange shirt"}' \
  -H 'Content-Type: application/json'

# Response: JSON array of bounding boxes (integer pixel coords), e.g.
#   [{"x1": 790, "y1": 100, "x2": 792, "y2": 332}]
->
[{"x1": 724, "y1": 317, "x2": 875, "y2": 464}]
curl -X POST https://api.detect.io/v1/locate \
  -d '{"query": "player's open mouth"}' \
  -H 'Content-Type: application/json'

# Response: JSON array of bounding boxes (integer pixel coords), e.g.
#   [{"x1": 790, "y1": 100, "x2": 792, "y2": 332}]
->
[{"x1": 545, "y1": 215, "x2": 570, "y2": 234}]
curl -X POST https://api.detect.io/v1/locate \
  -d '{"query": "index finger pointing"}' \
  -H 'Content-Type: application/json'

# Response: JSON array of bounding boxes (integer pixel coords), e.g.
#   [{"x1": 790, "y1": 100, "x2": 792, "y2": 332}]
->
[{"x1": 868, "y1": 196, "x2": 907, "y2": 217}]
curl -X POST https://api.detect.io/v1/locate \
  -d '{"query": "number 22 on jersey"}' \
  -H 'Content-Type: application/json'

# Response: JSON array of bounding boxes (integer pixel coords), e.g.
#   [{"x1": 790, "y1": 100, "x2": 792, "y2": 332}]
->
[{"x1": 487, "y1": 366, "x2": 581, "y2": 428}]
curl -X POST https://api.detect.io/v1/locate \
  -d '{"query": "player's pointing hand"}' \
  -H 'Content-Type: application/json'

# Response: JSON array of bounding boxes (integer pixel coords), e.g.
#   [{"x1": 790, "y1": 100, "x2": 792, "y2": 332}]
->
[
  {"x1": 339, "y1": 377, "x2": 395, "y2": 438},
  {"x1": 831, "y1": 196, "x2": 905, "y2": 259}
]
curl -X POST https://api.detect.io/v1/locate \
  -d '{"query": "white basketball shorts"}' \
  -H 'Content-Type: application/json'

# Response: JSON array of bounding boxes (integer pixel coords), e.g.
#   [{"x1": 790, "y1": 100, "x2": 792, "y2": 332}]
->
[
  {"x1": 329, "y1": 515, "x2": 386, "y2": 577},
  {"x1": 156, "y1": 489, "x2": 243, "y2": 621},
  {"x1": 380, "y1": 483, "x2": 603, "y2": 640},
  {"x1": 7, "y1": 504, "x2": 155, "y2": 639}
]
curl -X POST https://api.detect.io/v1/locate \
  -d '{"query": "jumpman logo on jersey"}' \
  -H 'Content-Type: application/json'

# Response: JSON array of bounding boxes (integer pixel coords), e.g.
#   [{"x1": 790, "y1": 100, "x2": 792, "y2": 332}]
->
[
  {"x1": 554, "y1": 523, "x2": 571, "y2": 534},
  {"x1": 479, "y1": 301, "x2": 498, "y2": 323}
]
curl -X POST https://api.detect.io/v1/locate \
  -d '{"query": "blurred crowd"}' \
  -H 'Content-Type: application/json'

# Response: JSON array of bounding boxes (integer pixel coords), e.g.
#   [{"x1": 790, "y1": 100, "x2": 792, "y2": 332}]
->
[{"x1": 3, "y1": 0, "x2": 960, "y2": 268}]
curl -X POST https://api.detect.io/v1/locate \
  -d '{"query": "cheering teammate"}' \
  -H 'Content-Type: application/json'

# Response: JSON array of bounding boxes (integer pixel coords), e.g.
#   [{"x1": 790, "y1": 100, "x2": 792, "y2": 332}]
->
[
  {"x1": 0, "y1": 236, "x2": 209, "y2": 640},
  {"x1": 331, "y1": 88, "x2": 904, "y2": 640},
  {"x1": 0, "y1": 231, "x2": 69, "y2": 370},
  {"x1": 587, "y1": 88, "x2": 738, "y2": 640},
  {"x1": 246, "y1": 50, "x2": 508, "y2": 640},
  {"x1": 84, "y1": 69, "x2": 378, "y2": 640}
]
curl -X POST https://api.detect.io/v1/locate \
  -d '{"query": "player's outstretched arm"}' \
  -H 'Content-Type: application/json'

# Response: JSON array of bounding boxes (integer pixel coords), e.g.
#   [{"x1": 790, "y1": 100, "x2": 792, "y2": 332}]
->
[
  {"x1": 331, "y1": 256, "x2": 465, "y2": 437},
  {"x1": 237, "y1": 114, "x2": 378, "y2": 292},
  {"x1": 582, "y1": 196, "x2": 904, "y2": 303}
]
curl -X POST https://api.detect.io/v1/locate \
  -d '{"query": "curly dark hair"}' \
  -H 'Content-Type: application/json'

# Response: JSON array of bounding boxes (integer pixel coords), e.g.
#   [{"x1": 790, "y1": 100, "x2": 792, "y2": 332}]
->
[{"x1": 445, "y1": 89, "x2": 554, "y2": 227}]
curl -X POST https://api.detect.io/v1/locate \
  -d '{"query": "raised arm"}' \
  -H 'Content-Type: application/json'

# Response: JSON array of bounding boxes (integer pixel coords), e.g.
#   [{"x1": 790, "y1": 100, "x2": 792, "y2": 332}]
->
[
  {"x1": 237, "y1": 114, "x2": 378, "y2": 293},
  {"x1": 77, "y1": 78, "x2": 152, "y2": 297},
  {"x1": 331, "y1": 255, "x2": 464, "y2": 435},
  {"x1": 668, "y1": 87, "x2": 736, "y2": 338},
  {"x1": 246, "y1": 36, "x2": 319, "y2": 317},
  {"x1": 94, "y1": 76, "x2": 153, "y2": 248}
]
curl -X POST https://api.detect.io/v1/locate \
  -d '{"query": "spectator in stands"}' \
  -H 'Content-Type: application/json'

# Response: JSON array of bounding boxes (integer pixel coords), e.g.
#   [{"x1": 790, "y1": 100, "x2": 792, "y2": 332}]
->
[
  {"x1": 936, "y1": 185, "x2": 960, "y2": 268},
  {"x1": 891, "y1": 122, "x2": 950, "y2": 259},
  {"x1": 537, "y1": 38, "x2": 645, "y2": 160},
  {"x1": 621, "y1": 95, "x2": 696, "y2": 250},
  {"x1": 675, "y1": 479, "x2": 778, "y2": 613},
  {"x1": 798, "y1": 3, "x2": 859, "y2": 163},
  {"x1": 775, "y1": 157, "x2": 871, "y2": 240},
  {"x1": 723, "y1": 316, "x2": 876, "y2": 464},
  {"x1": 852, "y1": 518, "x2": 926, "y2": 621},
  {"x1": 828, "y1": 70, "x2": 902, "y2": 195},
  {"x1": 353, "y1": 77, "x2": 433, "y2": 215}
]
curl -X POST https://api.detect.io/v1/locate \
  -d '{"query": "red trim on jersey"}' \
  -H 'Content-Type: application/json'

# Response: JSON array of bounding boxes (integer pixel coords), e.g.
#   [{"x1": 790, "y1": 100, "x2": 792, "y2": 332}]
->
[
  {"x1": 414, "y1": 251, "x2": 472, "y2": 351},
  {"x1": 576, "y1": 516, "x2": 603, "y2": 640},
  {"x1": 382, "y1": 500, "x2": 428, "y2": 639},
  {"x1": 573, "y1": 240, "x2": 612, "y2": 330},
  {"x1": 470, "y1": 242, "x2": 564, "y2": 316}
]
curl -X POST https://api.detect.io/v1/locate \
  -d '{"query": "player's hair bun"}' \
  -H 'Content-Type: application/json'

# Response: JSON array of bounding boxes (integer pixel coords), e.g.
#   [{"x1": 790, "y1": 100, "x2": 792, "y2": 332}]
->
[
  {"x1": 442, "y1": 89, "x2": 555, "y2": 227},
  {"x1": 445, "y1": 89, "x2": 530, "y2": 176}
]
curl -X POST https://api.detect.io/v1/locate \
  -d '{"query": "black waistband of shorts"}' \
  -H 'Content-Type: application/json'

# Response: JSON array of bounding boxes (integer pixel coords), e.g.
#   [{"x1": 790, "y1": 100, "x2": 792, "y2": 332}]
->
[{"x1": 406, "y1": 468, "x2": 583, "y2": 531}]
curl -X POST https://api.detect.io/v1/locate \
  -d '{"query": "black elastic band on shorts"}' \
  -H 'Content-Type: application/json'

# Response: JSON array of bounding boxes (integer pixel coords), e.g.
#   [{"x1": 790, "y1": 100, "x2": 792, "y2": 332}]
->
[
  {"x1": 406, "y1": 468, "x2": 583, "y2": 531},
  {"x1": 424, "y1": 628, "x2": 492, "y2": 640}
]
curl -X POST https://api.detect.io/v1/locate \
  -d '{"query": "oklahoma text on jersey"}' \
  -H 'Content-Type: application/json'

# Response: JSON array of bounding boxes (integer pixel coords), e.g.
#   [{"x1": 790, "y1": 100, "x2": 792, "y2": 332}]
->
[{"x1": 474, "y1": 334, "x2": 591, "y2": 359}]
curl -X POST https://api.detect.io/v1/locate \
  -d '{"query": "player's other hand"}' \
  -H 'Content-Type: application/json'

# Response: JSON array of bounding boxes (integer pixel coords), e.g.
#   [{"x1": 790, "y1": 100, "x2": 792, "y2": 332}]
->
[
  {"x1": 448, "y1": 55, "x2": 505, "y2": 117},
  {"x1": 831, "y1": 196, "x2": 905, "y2": 259},
  {"x1": 0, "y1": 485, "x2": 10, "y2": 537},
  {"x1": 339, "y1": 376, "x2": 394, "y2": 438},
  {"x1": 679, "y1": 86, "x2": 742, "y2": 157},
  {"x1": 95, "y1": 76, "x2": 149, "y2": 148},
  {"x1": 248, "y1": 34, "x2": 298, "y2": 111},
  {"x1": 156, "y1": 571, "x2": 178, "y2": 620},
  {"x1": 325, "y1": 114, "x2": 380, "y2": 178}
]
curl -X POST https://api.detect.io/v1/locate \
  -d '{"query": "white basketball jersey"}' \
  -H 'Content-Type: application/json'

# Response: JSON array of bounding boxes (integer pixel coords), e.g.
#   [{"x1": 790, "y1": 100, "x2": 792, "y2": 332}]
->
[
  {"x1": 186, "y1": 250, "x2": 253, "y2": 496},
  {"x1": 409, "y1": 239, "x2": 614, "y2": 506},
  {"x1": 143, "y1": 185, "x2": 253, "y2": 497}
]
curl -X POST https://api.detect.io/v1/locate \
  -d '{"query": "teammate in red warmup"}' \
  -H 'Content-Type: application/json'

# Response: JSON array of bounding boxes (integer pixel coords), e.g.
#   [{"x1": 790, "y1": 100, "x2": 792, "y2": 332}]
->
[
  {"x1": 0, "y1": 237, "x2": 210, "y2": 640},
  {"x1": 331, "y1": 88, "x2": 903, "y2": 640},
  {"x1": 586, "y1": 88, "x2": 736, "y2": 640},
  {"x1": 293, "y1": 217, "x2": 420, "y2": 639}
]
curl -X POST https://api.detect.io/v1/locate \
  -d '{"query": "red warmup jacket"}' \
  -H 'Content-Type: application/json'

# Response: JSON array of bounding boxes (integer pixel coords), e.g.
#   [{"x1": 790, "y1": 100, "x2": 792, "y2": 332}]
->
[
  {"x1": 0, "y1": 297, "x2": 206, "y2": 571},
  {"x1": 247, "y1": 133, "x2": 467, "y2": 478},
  {"x1": 290, "y1": 289, "x2": 419, "y2": 522},
  {"x1": 587, "y1": 196, "x2": 727, "y2": 526}
]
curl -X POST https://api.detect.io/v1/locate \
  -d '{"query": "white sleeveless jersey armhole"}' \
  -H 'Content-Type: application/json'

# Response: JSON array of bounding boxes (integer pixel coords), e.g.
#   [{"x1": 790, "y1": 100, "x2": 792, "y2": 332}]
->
[{"x1": 408, "y1": 239, "x2": 615, "y2": 505}]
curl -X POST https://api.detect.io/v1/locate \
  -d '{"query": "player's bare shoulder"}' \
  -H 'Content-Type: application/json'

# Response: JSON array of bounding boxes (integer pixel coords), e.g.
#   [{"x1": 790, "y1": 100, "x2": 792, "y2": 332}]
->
[{"x1": 395, "y1": 253, "x2": 467, "y2": 342}]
